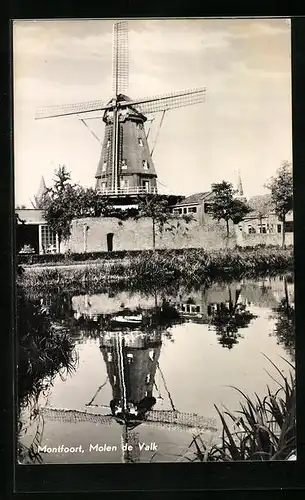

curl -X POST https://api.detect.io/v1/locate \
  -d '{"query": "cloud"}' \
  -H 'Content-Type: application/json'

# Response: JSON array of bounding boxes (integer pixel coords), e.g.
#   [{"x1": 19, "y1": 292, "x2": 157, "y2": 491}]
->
[
  {"x1": 254, "y1": 20, "x2": 290, "y2": 36},
  {"x1": 13, "y1": 76, "x2": 113, "y2": 118},
  {"x1": 13, "y1": 21, "x2": 112, "y2": 61}
]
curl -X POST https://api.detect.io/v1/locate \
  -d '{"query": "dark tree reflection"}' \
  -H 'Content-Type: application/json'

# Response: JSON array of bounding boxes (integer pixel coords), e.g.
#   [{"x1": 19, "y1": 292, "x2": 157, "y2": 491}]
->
[
  {"x1": 17, "y1": 286, "x2": 77, "y2": 464},
  {"x1": 272, "y1": 277, "x2": 295, "y2": 361},
  {"x1": 209, "y1": 286, "x2": 257, "y2": 349}
]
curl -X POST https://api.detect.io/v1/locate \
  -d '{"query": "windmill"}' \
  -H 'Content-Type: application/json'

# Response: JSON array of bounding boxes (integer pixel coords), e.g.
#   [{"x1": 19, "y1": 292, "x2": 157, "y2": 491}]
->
[{"x1": 35, "y1": 21, "x2": 206, "y2": 199}]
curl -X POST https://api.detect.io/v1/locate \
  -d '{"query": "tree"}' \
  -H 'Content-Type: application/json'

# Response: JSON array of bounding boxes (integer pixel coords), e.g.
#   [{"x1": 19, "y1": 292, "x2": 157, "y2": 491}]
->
[
  {"x1": 266, "y1": 161, "x2": 293, "y2": 248},
  {"x1": 75, "y1": 187, "x2": 111, "y2": 218},
  {"x1": 41, "y1": 165, "x2": 80, "y2": 252},
  {"x1": 137, "y1": 195, "x2": 192, "y2": 250},
  {"x1": 137, "y1": 195, "x2": 170, "y2": 250},
  {"x1": 209, "y1": 181, "x2": 250, "y2": 237},
  {"x1": 41, "y1": 166, "x2": 113, "y2": 252}
]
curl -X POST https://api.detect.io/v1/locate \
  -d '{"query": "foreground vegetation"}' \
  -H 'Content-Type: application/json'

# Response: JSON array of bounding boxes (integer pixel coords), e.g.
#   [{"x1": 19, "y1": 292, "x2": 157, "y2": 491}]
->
[
  {"x1": 187, "y1": 356, "x2": 295, "y2": 462},
  {"x1": 17, "y1": 286, "x2": 78, "y2": 463},
  {"x1": 19, "y1": 247, "x2": 294, "y2": 293}
]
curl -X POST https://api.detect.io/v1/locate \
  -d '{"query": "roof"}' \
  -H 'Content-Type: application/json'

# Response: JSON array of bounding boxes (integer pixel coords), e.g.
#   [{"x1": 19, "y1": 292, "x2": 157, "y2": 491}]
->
[
  {"x1": 247, "y1": 194, "x2": 274, "y2": 216},
  {"x1": 172, "y1": 192, "x2": 212, "y2": 207},
  {"x1": 16, "y1": 209, "x2": 46, "y2": 224}
]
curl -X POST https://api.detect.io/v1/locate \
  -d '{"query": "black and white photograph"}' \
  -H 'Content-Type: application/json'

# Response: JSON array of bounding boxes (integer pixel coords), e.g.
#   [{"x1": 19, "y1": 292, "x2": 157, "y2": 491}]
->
[{"x1": 14, "y1": 18, "x2": 295, "y2": 465}]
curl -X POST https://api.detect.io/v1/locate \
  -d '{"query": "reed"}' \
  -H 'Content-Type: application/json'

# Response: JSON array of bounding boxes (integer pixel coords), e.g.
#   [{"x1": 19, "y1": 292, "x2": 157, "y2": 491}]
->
[
  {"x1": 187, "y1": 356, "x2": 296, "y2": 462},
  {"x1": 19, "y1": 247, "x2": 293, "y2": 292}
]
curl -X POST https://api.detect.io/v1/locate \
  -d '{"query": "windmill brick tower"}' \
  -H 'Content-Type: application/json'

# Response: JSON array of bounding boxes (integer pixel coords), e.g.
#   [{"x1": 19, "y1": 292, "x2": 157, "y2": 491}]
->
[
  {"x1": 95, "y1": 94, "x2": 158, "y2": 195},
  {"x1": 35, "y1": 21, "x2": 206, "y2": 202}
]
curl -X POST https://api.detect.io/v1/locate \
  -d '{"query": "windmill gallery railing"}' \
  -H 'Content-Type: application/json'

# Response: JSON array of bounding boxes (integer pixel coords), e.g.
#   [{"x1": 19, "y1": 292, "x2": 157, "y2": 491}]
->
[{"x1": 97, "y1": 186, "x2": 158, "y2": 196}]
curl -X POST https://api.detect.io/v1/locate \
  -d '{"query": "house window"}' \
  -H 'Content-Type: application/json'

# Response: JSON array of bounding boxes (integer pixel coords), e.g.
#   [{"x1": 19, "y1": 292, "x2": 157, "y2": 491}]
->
[
  {"x1": 142, "y1": 160, "x2": 149, "y2": 170},
  {"x1": 258, "y1": 225, "x2": 267, "y2": 234},
  {"x1": 183, "y1": 208, "x2": 187, "y2": 214},
  {"x1": 138, "y1": 138, "x2": 143, "y2": 147},
  {"x1": 41, "y1": 225, "x2": 57, "y2": 254},
  {"x1": 188, "y1": 207, "x2": 197, "y2": 213},
  {"x1": 102, "y1": 162, "x2": 107, "y2": 172},
  {"x1": 174, "y1": 208, "x2": 183, "y2": 215},
  {"x1": 277, "y1": 224, "x2": 282, "y2": 233},
  {"x1": 121, "y1": 159, "x2": 127, "y2": 170},
  {"x1": 101, "y1": 182, "x2": 107, "y2": 192},
  {"x1": 248, "y1": 225, "x2": 256, "y2": 234}
]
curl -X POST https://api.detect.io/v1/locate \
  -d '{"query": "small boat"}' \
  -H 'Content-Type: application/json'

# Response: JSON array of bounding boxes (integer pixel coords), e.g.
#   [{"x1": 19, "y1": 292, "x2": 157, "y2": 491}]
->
[{"x1": 112, "y1": 314, "x2": 143, "y2": 325}]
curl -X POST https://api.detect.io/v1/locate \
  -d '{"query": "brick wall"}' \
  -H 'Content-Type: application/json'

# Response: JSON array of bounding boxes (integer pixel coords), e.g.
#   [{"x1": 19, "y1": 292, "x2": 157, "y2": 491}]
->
[
  {"x1": 62, "y1": 214, "x2": 294, "y2": 254},
  {"x1": 65, "y1": 216, "x2": 236, "y2": 253}
]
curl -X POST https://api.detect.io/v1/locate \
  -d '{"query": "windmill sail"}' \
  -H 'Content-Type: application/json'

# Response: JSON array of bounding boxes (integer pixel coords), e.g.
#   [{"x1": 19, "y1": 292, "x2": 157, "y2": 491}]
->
[
  {"x1": 35, "y1": 100, "x2": 111, "y2": 120},
  {"x1": 112, "y1": 21, "x2": 129, "y2": 95},
  {"x1": 128, "y1": 87, "x2": 206, "y2": 114},
  {"x1": 40, "y1": 407, "x2": 217, "y2": 433}
]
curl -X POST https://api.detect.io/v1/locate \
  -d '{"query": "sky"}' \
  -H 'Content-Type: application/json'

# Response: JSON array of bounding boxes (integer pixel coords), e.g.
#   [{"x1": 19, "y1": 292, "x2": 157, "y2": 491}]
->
[{"x1": 13, "y1": 18, "x2": 292, "y2": 207}]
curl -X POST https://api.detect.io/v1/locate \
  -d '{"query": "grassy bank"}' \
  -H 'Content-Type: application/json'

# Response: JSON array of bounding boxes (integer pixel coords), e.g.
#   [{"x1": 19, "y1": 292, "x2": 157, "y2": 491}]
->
[{"x1": 18, "y1": 247, "x2": 293, "y2": 292}]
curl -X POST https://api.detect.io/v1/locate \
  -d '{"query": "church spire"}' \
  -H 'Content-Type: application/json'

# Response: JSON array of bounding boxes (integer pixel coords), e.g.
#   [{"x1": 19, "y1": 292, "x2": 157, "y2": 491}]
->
[
  {"x1": 32, "y1": 176, "x2": 48, "y2": 208},
  {"x1": 237, "y1": 170, "x2": 244, "y2": 197}
]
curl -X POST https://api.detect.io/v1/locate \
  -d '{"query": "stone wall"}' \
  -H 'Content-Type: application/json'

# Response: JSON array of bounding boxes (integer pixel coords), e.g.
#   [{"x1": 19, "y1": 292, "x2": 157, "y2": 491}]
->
[
  {"x1": 63, "y1": 214, "x2": 294, "y2": 254},
  {"x1": 237, "y1": 231, "x2": 294, "y2": 247},
  {"x1": 65, "y1": 216, "x2": 235, "y2": 253}
]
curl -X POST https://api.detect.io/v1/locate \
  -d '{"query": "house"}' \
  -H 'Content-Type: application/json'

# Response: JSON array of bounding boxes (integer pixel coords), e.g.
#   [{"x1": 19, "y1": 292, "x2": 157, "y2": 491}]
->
[
  {"x1": 236, "y1": 194, "x2": 293, "y2": 245},
  {"x1": 169, "y1": 192, "x2": 215, "y2": 224},
  {"x1": 16, "y1": 209, "x2": 59, "y2": 255}
]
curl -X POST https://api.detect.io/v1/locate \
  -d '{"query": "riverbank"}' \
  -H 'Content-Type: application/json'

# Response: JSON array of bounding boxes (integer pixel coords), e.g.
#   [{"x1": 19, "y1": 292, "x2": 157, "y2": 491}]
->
[{"x1": 18, "y1": 247, "x2": 294, "y2": 293}]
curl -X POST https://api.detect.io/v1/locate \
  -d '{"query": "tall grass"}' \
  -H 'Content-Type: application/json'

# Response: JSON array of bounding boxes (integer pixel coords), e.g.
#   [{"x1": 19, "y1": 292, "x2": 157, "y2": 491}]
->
[
  {"x1": 18, "y1": 247, "x2": 293, "y2": 292},
  {"x1": 187, "y1": 356, "x2": 296, "y2": 462}
]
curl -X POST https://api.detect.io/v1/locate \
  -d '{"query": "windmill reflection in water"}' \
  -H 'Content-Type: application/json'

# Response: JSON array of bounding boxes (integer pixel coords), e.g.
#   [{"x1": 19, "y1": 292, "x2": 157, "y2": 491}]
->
[{"x1": 42, "y1": 302, "x2": 217, "y2": 463}]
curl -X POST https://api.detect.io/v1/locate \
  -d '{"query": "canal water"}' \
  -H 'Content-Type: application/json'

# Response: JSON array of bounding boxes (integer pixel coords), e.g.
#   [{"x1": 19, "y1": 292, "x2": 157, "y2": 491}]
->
[{"x1": 17, "y1": 274, "x2": 295, "y2": 464}]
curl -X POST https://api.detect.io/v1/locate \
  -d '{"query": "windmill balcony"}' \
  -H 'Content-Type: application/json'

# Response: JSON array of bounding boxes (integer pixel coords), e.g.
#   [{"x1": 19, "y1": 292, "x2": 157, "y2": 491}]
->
[{"x1": 97, "y1": 186, "x2": 158, "y2": 196}]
